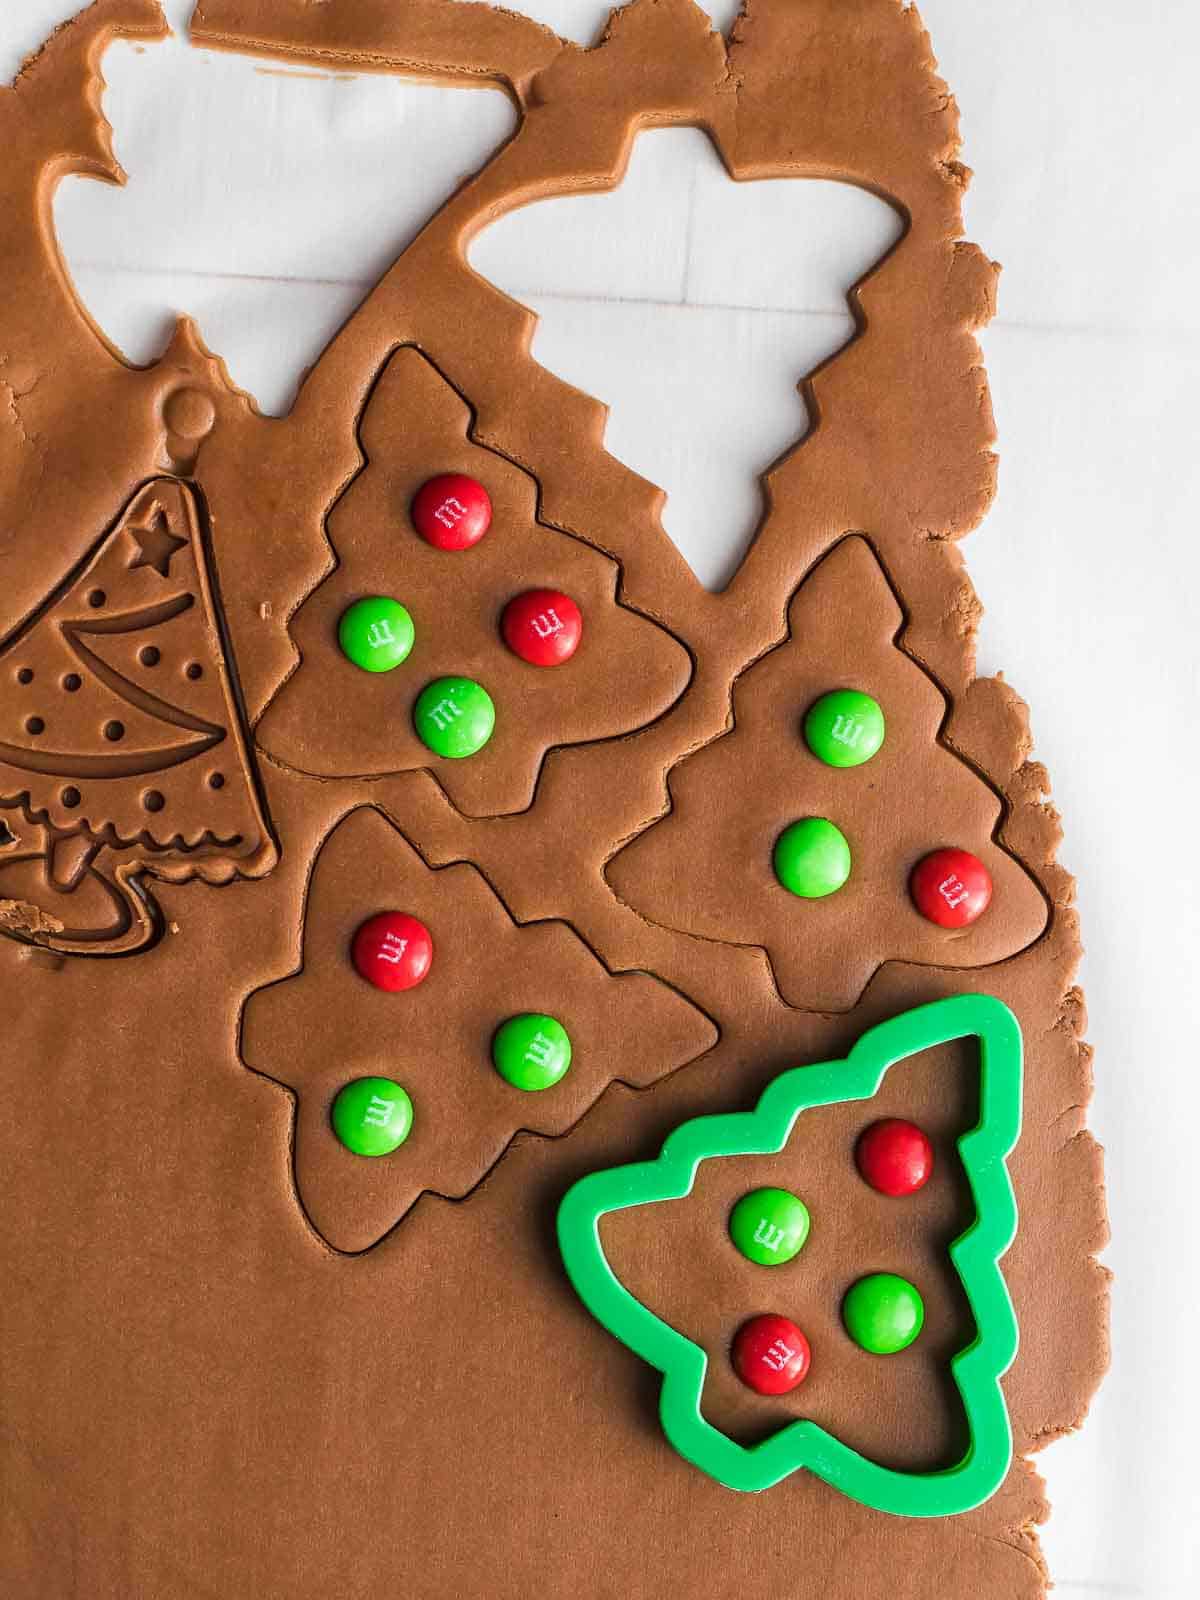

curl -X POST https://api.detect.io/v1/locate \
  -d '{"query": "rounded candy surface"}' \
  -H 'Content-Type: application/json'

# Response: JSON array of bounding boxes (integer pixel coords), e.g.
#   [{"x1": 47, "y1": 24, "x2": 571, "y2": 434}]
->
[
  {"x1": 804, "y1": 689, "x2": 885, "y2": 768},
  {"x1": 411, "y1": 473, "x2": 492, "y2": 551},
  {"x1": 492, "y1": 1013, "x2": 572, "y2": 1091},
  {"x1": 842, "y1": 1273, "x2": 925, "y2": 1354},
  {"x1": 729, "y1": 1187, "x2": 811, "y2": 1266},
  {"x1": 773, "y1": 818, "x2": 852, "y2": 898},
  {"x1": 501, "y1": 589, "x2": 583, "y2": 667},
  {"x1": 731, "y1": 1314, "x2": 812, "y2": 1395},
  {"x1": 856, "y1": 1119, "x2": 934, "y2": 1197},
  {"x1": 331, "y1": 1077, "x2": 414, "y2": 1157},
  {"x1": 414, "y1": 677, "x2": 495, "y2": 759},
  {"x1": 351, "y1": 911, "x2": 433, "y2": 992},
  {"x1": 338, "y1": 596, "x2": 415, "y2": 673},
  {"x1": 910, "y1": 847, "x2": 992, "y2": 928}
]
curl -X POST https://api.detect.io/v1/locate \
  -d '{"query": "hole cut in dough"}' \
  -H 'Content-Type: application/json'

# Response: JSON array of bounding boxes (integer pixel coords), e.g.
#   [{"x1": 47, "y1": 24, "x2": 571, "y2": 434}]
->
[
  {"x1": 517, "y1": 0, "x2": 745, "y2": 45},
  {"x1": 51, "y1": 1, "x2": 516, "y2": 415},
  {"x1": 1, "y1": 2, "x2": 93, "y2": 86},
  {"x1": 469, "y1": 128, "x2": 904, "y2": 591}
]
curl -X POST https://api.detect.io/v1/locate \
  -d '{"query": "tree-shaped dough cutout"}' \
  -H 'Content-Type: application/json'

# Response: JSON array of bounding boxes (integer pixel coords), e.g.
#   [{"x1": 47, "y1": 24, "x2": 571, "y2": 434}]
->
[
  {"x1": 240, "y1": 806, "x2": 716, "y2": 1253},
  {"x1": 256, "y1": 345, "x2": 691, "y2": 817},
  {"x1": 0, "y1": 479, "x2": 276, "y2": 954},
  {"x1": 558, "y1": 995, "x2": 1022, "y2": 1515},
  {"x1": 607, "y1": 538, "x2": 1048, "y2": 1011}
]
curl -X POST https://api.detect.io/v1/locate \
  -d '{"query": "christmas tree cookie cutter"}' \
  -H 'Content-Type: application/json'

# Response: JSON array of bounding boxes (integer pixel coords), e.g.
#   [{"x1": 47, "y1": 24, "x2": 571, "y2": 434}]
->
[{"x1": 557, "y1": 995, "x2": 1023, "y2": 1515}]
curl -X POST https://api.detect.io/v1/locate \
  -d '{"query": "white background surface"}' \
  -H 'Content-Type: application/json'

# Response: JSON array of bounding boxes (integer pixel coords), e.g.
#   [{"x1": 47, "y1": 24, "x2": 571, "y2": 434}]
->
[{"x1": 4, "y1": 3, "x2": 1199, "y2": 1596}]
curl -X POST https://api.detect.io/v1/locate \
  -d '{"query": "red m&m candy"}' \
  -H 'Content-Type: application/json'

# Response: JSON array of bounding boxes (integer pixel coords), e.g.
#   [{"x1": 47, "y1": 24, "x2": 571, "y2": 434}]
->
[
  {"x1": 910, "y1": 847, "x2": 992, "y2": 928},
  {"x1": 856, "y1": 1118, "x2": 934, "y2": 1197},
  {"x1": 731, "y1": 1314, "x2": 811, "y2": 1396},
  {"x1": 501, "y1": 589, "x2": 583, "y2": 667},
  {"x1": 411, "y1": 474, "x2": 491, "y2": 551},
  {"x1": 352, "y1": 912, "x2": 433, "y2": 992}
]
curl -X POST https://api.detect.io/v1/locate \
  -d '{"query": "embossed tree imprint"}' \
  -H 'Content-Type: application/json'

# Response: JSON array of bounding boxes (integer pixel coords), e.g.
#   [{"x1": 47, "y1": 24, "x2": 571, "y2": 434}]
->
[{"x1": 0, "y1": 478, "x2": 276, "y2": 954}]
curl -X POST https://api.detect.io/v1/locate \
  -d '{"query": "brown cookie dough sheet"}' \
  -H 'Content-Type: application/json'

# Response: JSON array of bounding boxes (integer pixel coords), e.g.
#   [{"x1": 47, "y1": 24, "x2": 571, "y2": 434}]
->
[
  {"x1": 0, "y1": 3, "x2": 1108, "y2": 1596},
  {"x1": 0, "y1": 760, "x2": 1102, "y2": 1600}
]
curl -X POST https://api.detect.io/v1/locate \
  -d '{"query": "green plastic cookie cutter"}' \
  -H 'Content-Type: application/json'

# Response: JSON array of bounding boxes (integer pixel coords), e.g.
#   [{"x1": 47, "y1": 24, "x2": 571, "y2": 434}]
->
[{"x1": 557, "y1": 994, "x2": 1023, "y2": 1516}]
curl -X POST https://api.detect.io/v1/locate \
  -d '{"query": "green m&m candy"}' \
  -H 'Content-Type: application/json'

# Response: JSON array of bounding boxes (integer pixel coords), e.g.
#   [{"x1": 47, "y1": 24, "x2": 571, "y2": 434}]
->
[
  {"x1": 804, "y1": 689, "x2": 885, "y2": 768},
  {"x1": 729, "y1": 1187, "x2": 811, "y2": 1266},
  {"x1": 414, "y1": 677, "x2": 495, "y2": 758},
  {"x1": 492, "y1": 1013, "x2": 572, "y2": 1091},
  {"x1": 842, "y1": 1272, "x2": 924, "y2": 1354},
  {"x1": 331, "y1": 1076, "x2": 413, "y2": 1157},
  {"x1": 338, "y1": 596, "x2": 415, "y2": 672},
  {"x1": 773, "y1": 818, "x2": 852, "y2": 898}
]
